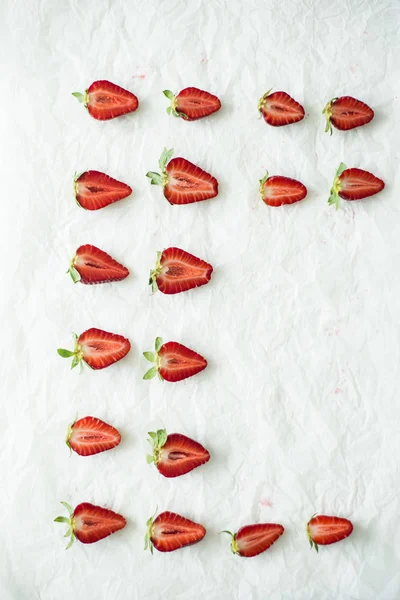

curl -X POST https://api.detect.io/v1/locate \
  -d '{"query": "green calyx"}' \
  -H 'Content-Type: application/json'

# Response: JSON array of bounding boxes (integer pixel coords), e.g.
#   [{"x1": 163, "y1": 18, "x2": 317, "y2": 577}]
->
[
  {"x1": 306, "y1": 513, "x2": 319, "y2": 553},
  {"x1": 259, "y1": 170, "x2": 269, "y2": 196},
  {"x1": 146, "y1": 429, "x2": 168, "y2": 466},
  {"x1": 54, "y1": 501, "x2": 76, "y2": 550},
  {"x1": 143, "y1": 337, "x2": 164, "y2": 381},
  {"x1": 146, "y1": 147, "x2": 173, "y2": 187},
  {"x1": 73, "y1": 171, "x2": 85, "y2": 209},
  {"x1": 72, "y1": 90, "x2": 89, "y2": 109},
  {"x1": 328, "y1": 162, "x2": 347, "y2": 210},
  {"x1": 322, "y1": 97, "x2": 338, "y2": 135},
  {"x1": 148, "y1": 250, "x2": 163, "y2": 294},
  {"x1": 144, "y1": 507, "x2": 158, "y2": 554},
  {"x1": 65, "y1": 413, "x2": 78, "y2": 453},
  {"x1": 258, "y1": 88, "x2": 273, "y2": 113},
  {"x1": 220, "y1": 530, "x2": 239, "y2": 555},
  {"x1": 57, "y1": 332, "x2": 85, "y2": 371},
  {"x1": 67, "y1": 252, "x2": 81, "y2": 284},
  {"x1": 163, "y1": 90, "x2": 188, "y2": 119}
]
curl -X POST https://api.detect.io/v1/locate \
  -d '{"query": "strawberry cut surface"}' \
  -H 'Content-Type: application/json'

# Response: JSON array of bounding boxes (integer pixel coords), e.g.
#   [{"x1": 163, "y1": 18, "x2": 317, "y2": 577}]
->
[
  {"x1": 146, "y1": 148, "x2": 218, "y2": 205},
  {"x1": 143, "y1": 337, "x2": 207, "y2": 382},
  {"x1": 258, "y1": 90, "x2": 304, "y2": 127},
  {"x1": 149, "y1": 247, "x2": 213, "y2": 294},
  {"x1": 223, "y1": 524, "x2": 285, "y2": 557},
  {"x1": 147, "y1": 429, "x2": 210, "y2": 477},
  {"x1": 74, "y1": 170, "x2": 132, "y2": 211},
  {"x1": 68, "y1": 244, "x2": 129, "y2": 285},
  {"x1": 54, "y1": 501, "x2": 126, "y2": 548},
  {"x1": 72, "y1": 80, "x2": 139, "y2": 120},
  {"x1": 66, "y1": 416, "x2": 121, "y2": 456},
  {"x1": 323, "y1": 96, "x2": 374, "y2": 134},
  {"x1": 307, "y1": 515, "x2": 353, "y2": 552},
  {"x1": 58, "y1": 328, "x2": 131, "y2": 371},
  {"x1": 328, "y1": 162, "x2": 385, "y2": 209},
  {"x1": 164, "y1": 87, "x2": 221, "y2": 120},
  {"x1": 145, "y1": 511, "x2": 206, "y2": 553},
  {"x1": 260, "y1": 171, "x2": 307, "y2": 206}
]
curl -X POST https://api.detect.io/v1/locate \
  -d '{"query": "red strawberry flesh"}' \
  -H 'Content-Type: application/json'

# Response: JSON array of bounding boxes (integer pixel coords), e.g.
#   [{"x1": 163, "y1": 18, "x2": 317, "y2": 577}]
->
[
  {"x1": 146, "y1": 511, "x2": 206, "y2": 552},
  {"x1": 67, "y1": 416, "x2": 121, "y2": 456},
  {"x1": 328, "y1": 162, "x2": 385, "y2": 209},
  {"x1": 58, "y1": 328, "x2": 131, "y2": 371},
  {"x1": 147, "y1": 429, "x2": 210, "y2": 478},
  {"x1": 307, "y1": 515, "x2": 353, "y2": 551},
  {"x1": 323, "y1": 96, "x2": 374, "y2": 134},
  {"x1": 143, "y1": 338, "x2": 207, "y2": 382},
  {"x1": 69, "y1": 244, "x2": 129, "y2": 284},
  {"x1": 259, "y1": 90, "x2": 304, "y2": 127},
  {"x1": 165, "y1": 157, "x2": 218, "y2": 205},
  {"x1": 226, "y1": 524, "x2": 285, "y2": 557},
  {"x1": 149, "y1": 247, "x2": 213, "y2": 294},
  {"x1": 165, "y1": 87, "x2": 221, "y2": 120},
  {"x1": 260, "y1": 172, "x2": 307, "y2": 207},
  {"x1": 75, "y1": 170, "x2": 132, "y2": 211},
  {"x1": 73, "y1": 80, "x2": 138, "y2": 120}
]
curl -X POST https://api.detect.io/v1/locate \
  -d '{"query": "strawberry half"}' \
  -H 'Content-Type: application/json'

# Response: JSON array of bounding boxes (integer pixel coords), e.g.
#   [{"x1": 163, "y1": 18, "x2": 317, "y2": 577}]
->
[
  {"x1": 146, "y1": 429, "x2": 210, "y2": 478},
  {"x1": 145, "y1": 510, "x2": 206, "y2": 553},
  {"x1": 66, "y1": 416, "x2": 121, "y2": 456},
  {"x1": 222, "y1": 524, "x2": 285, "y2": 558},
  {"x1": 328, "y1": 162, "x2": 385, "y2": 209},
  {"x1": 149, "y1": 247, "x2": 213, "y2": 294},
  {"x1": 57, "y1": 328, "x2": 131, "y2": 371},
  {"x1": 163, "y1": 87, "x2": 221, "y2": 121},
  {"x1": 146, "y1": 148, "x2": 218, "y2": 205},
  {"x1": 258, "y1": 89, "x2": 304, "y2": 127},
  {"x1": 74, "y1": 170, "x2": 132, "y2": 211},
  {"x1": 143, "y1": 337, "x2": 207, "y2": 382},
  {"x1": 307, "y1": 514, "x2": 353, "y2": 552},
  {"x1": 54, "y1": 501, "x2": 126, "y2": 548},
  {"x1": 68, "y1": 244, "x2": 129, "y2": 285},
  {"x1": 323, "y1": 96, "x2": 374, "y2": 135},
  {"x1": 259, "y1": 171, "x2": 307, "y2": 207},
  {"x1": 72, "y1": 80, "x2": 139, "y2": 120}
]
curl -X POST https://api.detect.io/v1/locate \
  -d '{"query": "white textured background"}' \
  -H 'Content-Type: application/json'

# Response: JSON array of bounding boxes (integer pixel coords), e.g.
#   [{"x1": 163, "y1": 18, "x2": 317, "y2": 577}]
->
[{"x1": 1, "y1": 0, "x2": 399, "y2": 598}]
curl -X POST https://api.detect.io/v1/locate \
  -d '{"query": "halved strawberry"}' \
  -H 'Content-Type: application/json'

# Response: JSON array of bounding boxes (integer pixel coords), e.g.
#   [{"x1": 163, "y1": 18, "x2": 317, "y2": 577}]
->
[
  {"x1": 259, "y1": 171, "x2": 307, "y2": 206},
  {"x1": 54, "y1": 501, "x2": 126, "y2": 548},
  {"x1": 328, "y1": 162, "x2": 385, "y2": 209},
  {"x1": 149, "y1": 247, "x2": 213, "y2": 294},
  {"x1": 68, "y1": 244, "x2": 129, "y2": 285},
  {"x1": 163, "y1": 87, "x2": 221, "y2": 121},
  {"x1": 145, "y1": 510, "x2": 206, "y2": 553},
  {"x1": 146, "y1": 429, "x2": 210, "y2": 477},
  {"x1": 72, "y1": 80, "x2": 139, "y2": 120},
  {"x1": 258, "y1": 89, "x2": 304, "y2": 127},
  {"x1": 57, "y1": 328, "x2": 131, "y2": 371},
  {"x1": 323, "y1": 96, "x2": 374, "y2": 135},
  {"x1": 222, "y1": 524, "x2": 285, "y2": 557},
  {"x1": 146, "y1": 148, "x2": 218, "y2": 205},
  {"x1": 66, "y1": 416, "x2": 121, "y2": 456},
  {"x1": 143, "y1": 337, "x2": 207, "y2": 382},
  {"x1": 74, "y1": 170, "x2": 132, "y2": 211},
  {"x1": 307, "y1": 514, "x2": 353, "y2": 552}
]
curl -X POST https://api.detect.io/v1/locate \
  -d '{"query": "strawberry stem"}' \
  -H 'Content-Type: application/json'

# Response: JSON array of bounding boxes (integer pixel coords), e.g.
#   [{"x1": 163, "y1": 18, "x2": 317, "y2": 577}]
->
[
  {"x1": 220, "y1": 530, "x2": 239, "y2": 554},
  {"x1": 257, "y1": 88, "x2": 273, "y2": 112},
  {"x1": 54, "y1": 502, "x2": 76, "y2": 549},
  {"x1": 328, "y1": 162, "x2": 347, "y2": 210},
  {"x1": 322, "y1": 98, "x2": 337, "y2": 136}
]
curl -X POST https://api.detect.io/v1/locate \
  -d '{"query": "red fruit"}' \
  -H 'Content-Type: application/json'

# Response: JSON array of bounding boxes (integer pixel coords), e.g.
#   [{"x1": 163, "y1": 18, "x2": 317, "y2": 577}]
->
[
  {"x1": 149, "y1": 247, "x2": 213, "y2": 294},
  {"x1": 72, "y1": 80, "x2": 139, "y2": 120},
  {"x1": 145, "y1": 510, "x2": 206, "y2": 553},
  {"x1": 146, "y1": 429, "x2": 210, "y2": 478},
  {"x1": 57, "y1": 328, "x2": 131, "y2": 371},
  {"x1": 68, "y1": 244, "x2": 129, "y2": 285},
  {"x1": 328, "y1": 162, "x2": 385, "y2": 209},
  {"x1": 163, "y1": 87, "x2": 221, "y2": 121},
  {"x1": 222, "y1": 524, "x2": 285, "y2": 558},
  {"x1": 323, "y1": 96, "x2": 374, "y2": 134},
  {"x1": 259, "y1": 171, "x2": 307, "y2": 207},
  {"x1": 143, "y1": 337, "x2": 207, "y2": 382},
  {"x1": 74, "y1": 170, "x2": 132, "y2": 211},
  {"x1": 55, "y1": 501, "x2": 126, "y2": 548},
  {"x1": 307, "y1": 514, "x2": 353, "y2": 552},
  {"x1": 258, "y1": 89, "x2": 305, "y2": 127},
  {"x1": 66, "y1": 416, "x2": 121, "y2": 456},
  {"x1": 146, "y1": 148, "x2": 218, "y2": 205}
]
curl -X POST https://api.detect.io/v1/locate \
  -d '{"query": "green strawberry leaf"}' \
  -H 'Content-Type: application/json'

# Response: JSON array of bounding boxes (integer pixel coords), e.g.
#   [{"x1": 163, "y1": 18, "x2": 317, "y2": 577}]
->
[
  {"x1": 72, "y1": 92, "x2": 85, "y2": 103},
  {"x1": 155, "y1": 337, "x2": 163, "y2": 353},
  {"x1": 157, "y1": 429, "x2": 167, "y2": 447},
  {"x1": 159, "y1": 147, "x2": 173, "y2": 171},
  {"x1": 54, "y1": 516, "x2": 70, "y2": 523},
  {"x1": 143, "y1": 367, "x2": 157, "y2": 380},
  {"x1": 163, "y1": 90, "x2": 175, "y2": 100},
  {"x1": 336, "y1": 162, "x2": 347, "y2": 177},
  {"x1": 259, "y1": 171, "x2": 269, "y2": 187},
  {"x1": 146, "y1": 171, "x2": 163, "y2": 186},
  {"x1": 166, "y1": 106, "x2": 172, "y2": 115},
  {"x1": 68, "y1": 266, "x2": 81, "y2": 283},
  {"x1": 57, "y1": 349, "x2": 74, "y2": 358},
  {"x1": 143, "y1": 351, "x2": 155, "y2": 362},
  {"x1": 148, "y1": 431, "x2": 157, "y2": 441},
  {"x1": 146, "y1": 454, "x2": 154, "y2": 464}
]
